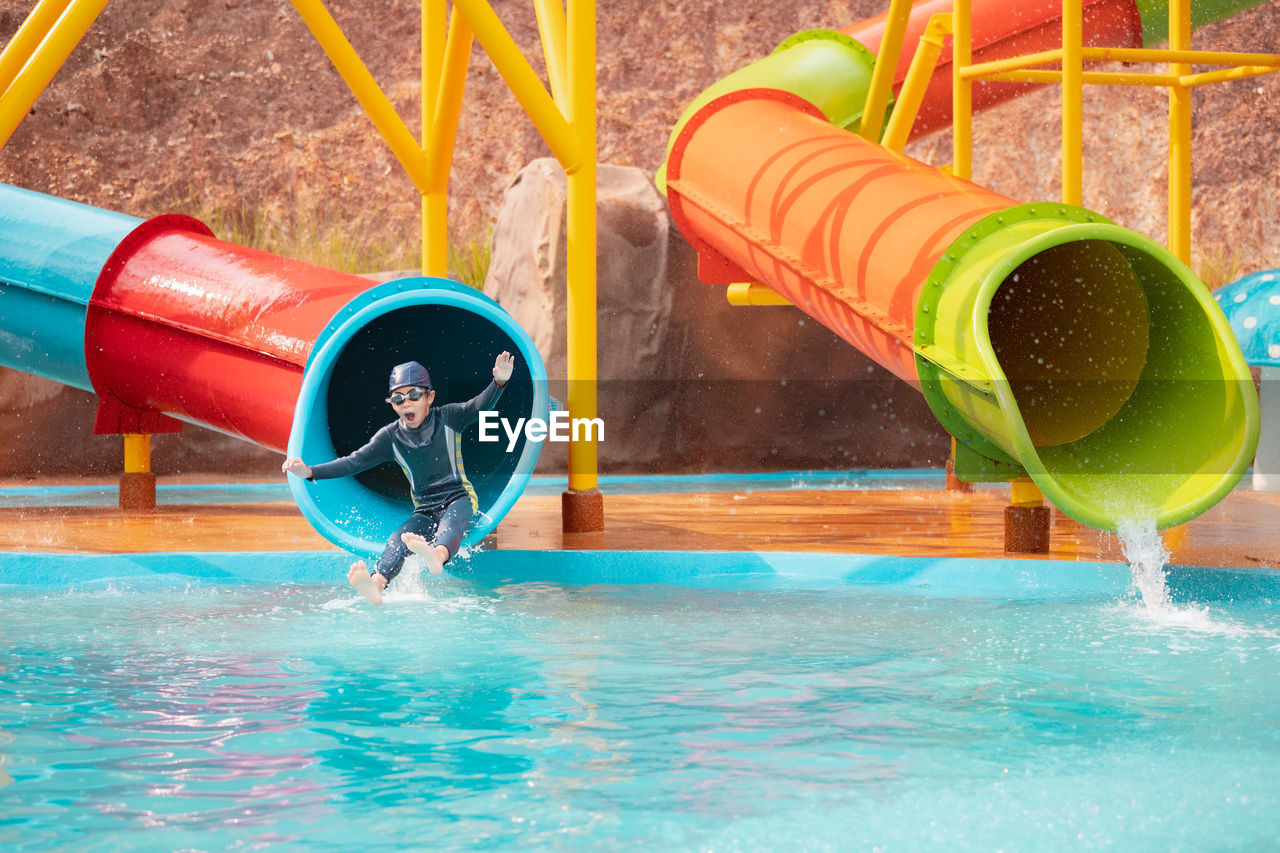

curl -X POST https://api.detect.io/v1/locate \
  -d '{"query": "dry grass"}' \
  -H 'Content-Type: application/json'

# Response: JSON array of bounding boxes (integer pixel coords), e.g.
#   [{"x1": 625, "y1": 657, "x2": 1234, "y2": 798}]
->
[
  {"x1": 168, "y1": 191, "x2": 490, "y2": 288},
  {"x1": 1195, "y1": 243, "x2": 1245, "y2": 292}
]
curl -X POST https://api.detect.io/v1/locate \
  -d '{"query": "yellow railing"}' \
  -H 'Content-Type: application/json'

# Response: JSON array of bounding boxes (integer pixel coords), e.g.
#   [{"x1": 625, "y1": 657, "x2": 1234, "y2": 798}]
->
[
  {"x1": 959, "y1": 47, "x2": 1280, "y2": 84},
  {"x1": 870, "y1": 0, "x2": 1280, "y2": 259},
  {"x1": 954, "y1": 0, "x2": 1280, "y2": 263}
]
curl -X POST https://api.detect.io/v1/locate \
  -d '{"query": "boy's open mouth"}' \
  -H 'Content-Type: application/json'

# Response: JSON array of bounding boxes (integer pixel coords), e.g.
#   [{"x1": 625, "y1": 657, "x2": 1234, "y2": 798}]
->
[{"x1": 403, "y1": 412, "x2": 417, "y2": 424}]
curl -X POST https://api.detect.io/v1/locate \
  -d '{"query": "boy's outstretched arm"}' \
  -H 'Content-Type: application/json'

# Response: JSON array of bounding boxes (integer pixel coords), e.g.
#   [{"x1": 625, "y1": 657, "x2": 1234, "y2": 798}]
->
[
  {"x1": 281, "y1": 457, "x2": 313, "y2": 479},
  {"x1": 493, "y1": 351, "x2": 514, "y2": 386},
  {"x1": 438, "y1": 353, "x2": 516, "y2": 430}
]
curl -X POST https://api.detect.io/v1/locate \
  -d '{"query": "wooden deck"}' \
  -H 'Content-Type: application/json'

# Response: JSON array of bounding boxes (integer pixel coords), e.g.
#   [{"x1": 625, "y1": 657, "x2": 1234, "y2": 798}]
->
[{"x1": 2, "y1": 479, "x2": 1277, "y2": 569}]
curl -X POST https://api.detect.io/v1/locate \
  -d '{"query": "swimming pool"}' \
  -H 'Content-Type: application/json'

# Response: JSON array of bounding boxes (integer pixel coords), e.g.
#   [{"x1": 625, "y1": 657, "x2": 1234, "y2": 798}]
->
[{"x1": 3, "y1": 551, "x2": 1278, "y2": 850}]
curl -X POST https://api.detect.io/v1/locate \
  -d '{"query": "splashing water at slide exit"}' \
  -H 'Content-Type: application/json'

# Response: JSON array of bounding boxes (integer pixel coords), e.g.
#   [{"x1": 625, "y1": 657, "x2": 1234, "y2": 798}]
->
[
  {"x1": 1118, "y1": 519, "x2": 1172, "y2": 609},
  {"x1": 1114, "y1": 519, "x2": 1259, "y2": 634},
  {"x1": 384, "y1": 521, "x2": 1228, "y2": 637}
]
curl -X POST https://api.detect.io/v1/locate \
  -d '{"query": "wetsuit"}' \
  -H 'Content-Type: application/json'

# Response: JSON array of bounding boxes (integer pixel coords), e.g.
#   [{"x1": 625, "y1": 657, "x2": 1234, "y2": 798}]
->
[{"x1": 307, "y1": 381, "x2": 504, "y2": 579}]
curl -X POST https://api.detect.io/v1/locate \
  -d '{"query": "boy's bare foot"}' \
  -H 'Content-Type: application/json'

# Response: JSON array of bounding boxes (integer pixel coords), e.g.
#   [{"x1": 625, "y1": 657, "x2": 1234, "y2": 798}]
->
[
  {"x1": 401, "y1": 532, "x2": 445, "y2": 575},
  {"x1": 348, "y1": 560, "x2": 385, "y2": 605}
]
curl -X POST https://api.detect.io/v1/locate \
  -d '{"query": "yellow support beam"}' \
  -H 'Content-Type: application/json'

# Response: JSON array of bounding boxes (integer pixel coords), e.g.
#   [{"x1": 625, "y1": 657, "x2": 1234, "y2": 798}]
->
[
  {"x1": 1084, "y1": 46, "x2": 1280, "y2": 67},
  {"x1": 422, "y1": 7, "x2": 474, "y2": 275},
  {"x1": 968, "y1": 67, "x2": 1279, "y2": 87},
  {"x1": 859, "y1": 0, "x2": 913, "y2": 141},
  {"x1": 958, "y1": 48, "x2": 1063, "y2": 79},
  {"x1": 564, "y1": 0, "x2": 598, "y2": 495},
  {"x1": 882, "y1": 14, "x2": 951, "y2": 153},
  {"x1": 291, "y1": 0, "x2": 431, "y2": 195},
  {"x1": 424, "y1": 9, "x2": 474, "y2": 195},
  {"x1": 952, "y1": 0, "x2": 973, "y2": 180},
  {"x1": 726, "y1": 282, "x2": 793, "y2": 306},
  {"x1": 1168, "y1": 0, "x2": 1192, "y2": 264},
  {"x1": 452, "y1": 0, "x2": 582, "y2": 173},
  {"x1": 0, "y1": 0, "x2": 72, "y2": 95},
  {"x1": 122, "y1": 433, "x2": 151, "y2": 474},
  {"x1": 1181, "y1": 64, "x2": 1280, "y2": 87},
  {"x1": 974, "y1": 69, "x2": 1177, "y2": 85},
  {"x1": 533, "y1": 0, "x2": 568, "y2": 108},
  {"x1": 1011, "y1": 477, "x2": 1044, "y2": 508},
  {"x1": 961, "y1": 47, "x2": 1280, "y2": 81},
  {"x1": 0, "y1": 0, "x2": 110, "y2": 149},
  {"x1": 1061, "y1": 0, "x2": 1083, "y2": 206},
  {"x1": 421, "y1": 0, "x2": 447, "y2": 276}
]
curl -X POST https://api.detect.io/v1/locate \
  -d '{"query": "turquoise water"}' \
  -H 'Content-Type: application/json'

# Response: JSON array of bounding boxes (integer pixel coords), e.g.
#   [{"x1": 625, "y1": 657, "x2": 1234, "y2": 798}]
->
[{"x1": 3, "y1": 565, "x2": 1279, "y2": 851}]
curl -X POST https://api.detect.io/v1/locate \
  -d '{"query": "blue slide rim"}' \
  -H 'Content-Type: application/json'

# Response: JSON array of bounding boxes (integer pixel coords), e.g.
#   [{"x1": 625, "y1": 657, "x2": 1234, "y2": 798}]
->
[{"x1": 286, "y1": 276, "x2": 549, "y2": 558}]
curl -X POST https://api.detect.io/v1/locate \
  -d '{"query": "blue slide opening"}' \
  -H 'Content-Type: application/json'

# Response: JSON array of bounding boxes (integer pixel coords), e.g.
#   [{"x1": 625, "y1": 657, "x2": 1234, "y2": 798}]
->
[{"x1": 286, "y1": 276, "x2": 549, "y2": 558}]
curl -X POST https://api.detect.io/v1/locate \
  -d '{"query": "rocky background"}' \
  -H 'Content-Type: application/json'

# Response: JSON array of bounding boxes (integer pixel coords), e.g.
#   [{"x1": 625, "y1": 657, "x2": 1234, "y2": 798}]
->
[{"x1": 2, "y1": 0, "x2": 1278, "y2": 477}]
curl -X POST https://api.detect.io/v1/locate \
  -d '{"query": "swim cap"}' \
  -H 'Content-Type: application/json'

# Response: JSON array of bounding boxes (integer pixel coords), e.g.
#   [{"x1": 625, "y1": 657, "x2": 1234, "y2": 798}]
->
[{"x1": 388, "y1": 361, "x2": 432, "y2": 391}]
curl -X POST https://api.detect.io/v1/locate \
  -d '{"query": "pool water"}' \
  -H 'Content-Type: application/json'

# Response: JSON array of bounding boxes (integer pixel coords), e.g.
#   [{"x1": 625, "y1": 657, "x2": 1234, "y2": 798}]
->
[{"x1": 3, "y1": 569, "x2": 1279, "y2": 850}]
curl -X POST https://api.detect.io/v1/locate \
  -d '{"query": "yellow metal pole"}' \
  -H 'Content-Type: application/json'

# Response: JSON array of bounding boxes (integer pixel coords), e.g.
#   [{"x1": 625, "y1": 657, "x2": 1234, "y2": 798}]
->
[
  {"x1": 1168, "y1": 0, "x2": 1192, "y2": 263},
  {"x1": 119, "y1": 432, "x2": 155, "y2": 511},
  {"x1": 959, "y1": 48, "x2": 1064, "y2": 78},
  {"x1": 424, "y1": 10, "x2": 474, "y2": 193},
  {"x1": 1061, "y1": 0, "x2": 1084, "y2": 206},
  {"x1": 453, "y1": 0, "x2": 582, "y2": 173},
  {"x1": 423, "y1": 6, "x2": 474, "y2": 276},
  {"x1": 291, "y1": 0, "x2": 431, "y2": 195},
  {"x1": 1011, "y1": 478, "x2": 1044, "y2": 507},
  {"x1": 1181, "y1": 65, "x2": 1280, "y2": 86},
  {"x1": 952, "y1": 0, "x2": 973, "y2": 179},
  {"x1": 726, "y1": 282, "x2": 792, "y2": 306},
  {"x1": 123, "y1": 433, "x2": 151, "y2": 474},
  {"x1": 0, "y1": 0, "x2": 72, "y2": 95},
  {"x1": 422, "y1": 0, "x2": 447, "y2": 276},
  {"x1": 0, "y1": 0, "x2": 109, "y2": 149},
  {"x1": 859, "y1": 0, "x2": 913, "y2": 141},
  {"x1": 977, "y1": 68, "x2": 1177, "y2": 85},
  {"x1": 882, "y1": 13, "x2": 951, "y2": 152},
  {"x1": 564, "y1": 0, "x2": 601, "y2": 522},
  {"x1": 1085, "y1": 46, "x2": 1280, "y2": 67},
  {"x1": 533, "y1": 0, "x2": 568, "y2": 107}
]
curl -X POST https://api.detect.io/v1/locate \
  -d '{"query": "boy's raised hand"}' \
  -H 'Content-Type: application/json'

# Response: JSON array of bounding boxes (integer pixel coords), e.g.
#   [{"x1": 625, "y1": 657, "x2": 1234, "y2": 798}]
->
[
  {"x1": 493, "y1": 351, "x2": 515, "y2": 385},
  {"x1": 281, "y1": 457, "x2": 312, "y2": 479}
]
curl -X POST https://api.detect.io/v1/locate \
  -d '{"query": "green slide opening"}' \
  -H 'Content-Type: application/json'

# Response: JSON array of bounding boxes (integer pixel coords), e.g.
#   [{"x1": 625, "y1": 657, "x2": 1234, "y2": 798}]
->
[{"x1": 918, "y1": 205, "x2": 1258, "y2": 531}]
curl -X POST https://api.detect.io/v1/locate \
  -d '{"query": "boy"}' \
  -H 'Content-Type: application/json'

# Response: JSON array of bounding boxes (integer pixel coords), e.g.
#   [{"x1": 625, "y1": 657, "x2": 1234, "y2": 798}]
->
[{"x1": 282, "y1": 352, "x2": 514, "y2": 604}]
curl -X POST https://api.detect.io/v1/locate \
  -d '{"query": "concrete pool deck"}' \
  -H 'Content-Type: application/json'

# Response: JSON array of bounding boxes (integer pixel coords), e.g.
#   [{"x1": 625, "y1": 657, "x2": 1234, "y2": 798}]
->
[{"x1": 1, "y1": 475, "x2": 1277, "y2": 571}]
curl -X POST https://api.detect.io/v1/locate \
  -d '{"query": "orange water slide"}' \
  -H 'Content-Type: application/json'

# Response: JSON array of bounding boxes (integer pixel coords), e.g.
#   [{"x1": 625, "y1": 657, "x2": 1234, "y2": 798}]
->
[
  {"x1": 666, "y1": 89, "x2": 1014, "y2": 385},
  {"x1": 658, "y1": 1, "x2": 1260, "y2": 531}
]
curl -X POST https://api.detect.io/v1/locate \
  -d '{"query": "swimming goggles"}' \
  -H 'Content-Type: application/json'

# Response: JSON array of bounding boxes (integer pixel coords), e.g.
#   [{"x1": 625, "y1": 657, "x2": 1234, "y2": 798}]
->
[{"x1": 386, "y1": 388, "x2": 429, "y2": 405}]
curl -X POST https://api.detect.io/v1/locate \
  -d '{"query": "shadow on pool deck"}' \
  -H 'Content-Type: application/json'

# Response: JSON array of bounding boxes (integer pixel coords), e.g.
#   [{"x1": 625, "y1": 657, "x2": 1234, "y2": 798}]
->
[{"x1": 1, "y1": 475, "x2": 1277, "y2": 571}]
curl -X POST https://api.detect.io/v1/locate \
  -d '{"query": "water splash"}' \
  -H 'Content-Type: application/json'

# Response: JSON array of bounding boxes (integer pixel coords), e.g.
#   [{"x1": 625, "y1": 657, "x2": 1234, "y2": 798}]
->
[
  {"x1": 384, "y1": 555, "x2": 431, "y2": 600},
  {"x1": 1116, "y1": 518, "x2": 1171, "y2": 610},
  {"x1": 1114, "y1": 518, "x2": 1267, "y2": 636}
]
